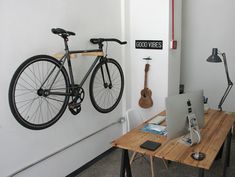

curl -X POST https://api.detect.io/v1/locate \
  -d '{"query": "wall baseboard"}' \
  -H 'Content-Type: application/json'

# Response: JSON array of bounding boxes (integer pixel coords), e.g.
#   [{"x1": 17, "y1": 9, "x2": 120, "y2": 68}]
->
[{"x1": 66, "y1": 147, "x2": 116, "y2": 177}]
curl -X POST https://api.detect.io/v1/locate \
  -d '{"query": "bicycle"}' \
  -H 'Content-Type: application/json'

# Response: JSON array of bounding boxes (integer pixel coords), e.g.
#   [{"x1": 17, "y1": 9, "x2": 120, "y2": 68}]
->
[{"x1": 9, "y1": 28, "x2": 127, "y2": 130}]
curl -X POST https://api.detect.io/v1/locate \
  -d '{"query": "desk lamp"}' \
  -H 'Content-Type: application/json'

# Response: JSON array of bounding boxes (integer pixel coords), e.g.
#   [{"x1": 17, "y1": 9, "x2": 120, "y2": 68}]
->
[{"x1": 207, "y1": 48, "x2": 233, "y2": 111}]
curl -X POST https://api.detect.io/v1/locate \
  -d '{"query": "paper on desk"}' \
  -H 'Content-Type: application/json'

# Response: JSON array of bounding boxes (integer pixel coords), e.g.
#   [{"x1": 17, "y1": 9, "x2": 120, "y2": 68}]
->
[{"x1": 142, "y1": 124, "x2": 167, "y2": 136}]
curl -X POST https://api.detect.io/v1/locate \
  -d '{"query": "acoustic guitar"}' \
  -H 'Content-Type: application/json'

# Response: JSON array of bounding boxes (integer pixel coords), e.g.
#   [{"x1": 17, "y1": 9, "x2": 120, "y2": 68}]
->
[{"x1": 139, "y1": 63, "x2": 153, "y2": 108}]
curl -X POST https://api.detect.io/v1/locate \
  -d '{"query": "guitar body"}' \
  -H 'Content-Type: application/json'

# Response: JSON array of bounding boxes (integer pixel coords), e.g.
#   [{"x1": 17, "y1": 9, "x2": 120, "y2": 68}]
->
[
  {"x1": 139, "y1": 88, "x2": 153, "y2": 108},
  {"x1": 138, "y1": 63, "x2": 153, "y2": 109}
]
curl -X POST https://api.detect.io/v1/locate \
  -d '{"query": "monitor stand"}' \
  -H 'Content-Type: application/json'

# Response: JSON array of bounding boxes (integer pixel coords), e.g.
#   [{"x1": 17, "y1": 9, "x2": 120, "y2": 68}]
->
[{"x1": 180, "y1": 113, "x2": 201, "y2": 146}]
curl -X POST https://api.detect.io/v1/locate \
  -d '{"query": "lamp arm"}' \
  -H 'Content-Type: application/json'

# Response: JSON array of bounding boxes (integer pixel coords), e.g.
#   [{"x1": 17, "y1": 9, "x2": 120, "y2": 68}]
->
[
  {"x1": 222, "y1": 53, "x2": 233, "y2": 85},
  {"x1": 218, "y1": 84, "x2": 233, "y2": 111},
  {"x1": 217, "y1": 53, "x2": 233, "y2": 111}
]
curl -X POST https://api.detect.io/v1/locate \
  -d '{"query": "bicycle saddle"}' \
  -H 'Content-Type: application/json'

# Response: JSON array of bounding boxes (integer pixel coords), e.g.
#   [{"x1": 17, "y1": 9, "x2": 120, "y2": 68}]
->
[{"x1": 51, "y1": 28, "x2": 76, "y2": 37}]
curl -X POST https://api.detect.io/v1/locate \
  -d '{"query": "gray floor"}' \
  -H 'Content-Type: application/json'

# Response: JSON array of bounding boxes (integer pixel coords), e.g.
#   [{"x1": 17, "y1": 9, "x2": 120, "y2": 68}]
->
[{"x1": 76, "y1": 137, "x2": 235, "y2": 177}]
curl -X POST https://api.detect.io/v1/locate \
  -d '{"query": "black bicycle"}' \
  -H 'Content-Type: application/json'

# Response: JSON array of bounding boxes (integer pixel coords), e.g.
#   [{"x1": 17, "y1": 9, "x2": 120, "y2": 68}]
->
[{"x1": 9, "y1": 28, "x2": 126, "y2": 130}]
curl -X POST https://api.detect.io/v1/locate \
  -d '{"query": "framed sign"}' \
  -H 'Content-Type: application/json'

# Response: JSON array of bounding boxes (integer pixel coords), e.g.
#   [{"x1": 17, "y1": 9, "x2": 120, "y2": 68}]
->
[{"x1": 135, "y1": 40, "x2": 163, "y2": 50}]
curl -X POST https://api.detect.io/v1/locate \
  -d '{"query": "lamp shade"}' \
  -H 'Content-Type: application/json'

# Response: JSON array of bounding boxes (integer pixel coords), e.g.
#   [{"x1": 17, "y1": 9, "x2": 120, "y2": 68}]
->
[{"x1": 207, "y1": 48, "x2": 222, "y2": 63}]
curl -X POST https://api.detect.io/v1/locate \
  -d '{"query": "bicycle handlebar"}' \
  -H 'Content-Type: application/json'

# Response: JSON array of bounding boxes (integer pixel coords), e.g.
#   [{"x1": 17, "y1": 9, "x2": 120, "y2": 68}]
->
[{"x1": 90, "y1": 38, "x2": 127, "y2": 45}]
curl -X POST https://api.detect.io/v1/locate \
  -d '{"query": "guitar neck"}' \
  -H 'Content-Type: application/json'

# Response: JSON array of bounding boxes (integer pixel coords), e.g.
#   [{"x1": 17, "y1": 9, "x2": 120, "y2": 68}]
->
[{"x1": 144, "y1": 72, "x2": 148, "y2": 89}]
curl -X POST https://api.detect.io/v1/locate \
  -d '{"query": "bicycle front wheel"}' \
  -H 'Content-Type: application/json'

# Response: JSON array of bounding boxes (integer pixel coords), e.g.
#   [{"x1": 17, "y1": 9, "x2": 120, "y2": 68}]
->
[
  {"x1": 89, "y1": 58, "x2": 124, "y2": 113},
  {"x1": 9, "y1": 55, "x2": 70, "y2": 130}
]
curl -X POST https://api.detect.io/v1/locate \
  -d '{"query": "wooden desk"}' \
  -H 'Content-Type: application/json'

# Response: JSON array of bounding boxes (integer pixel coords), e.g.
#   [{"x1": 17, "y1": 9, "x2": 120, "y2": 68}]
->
[{"x1": 112, "y1": 109, "x2": 235, "y2": 177}]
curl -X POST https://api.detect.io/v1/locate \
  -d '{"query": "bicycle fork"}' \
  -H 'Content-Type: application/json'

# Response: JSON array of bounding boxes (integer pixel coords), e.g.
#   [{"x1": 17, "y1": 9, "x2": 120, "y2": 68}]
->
[
  {"x1": 100, "y1": 58, "x2": 113, "y2": 89},
  {"x1": 71, "y1": 57, "x2": 112, "y2": 103}
]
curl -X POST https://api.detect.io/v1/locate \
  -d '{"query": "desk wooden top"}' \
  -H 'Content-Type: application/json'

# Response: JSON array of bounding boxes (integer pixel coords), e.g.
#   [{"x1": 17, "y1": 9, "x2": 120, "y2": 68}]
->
[{"x1": 112, "y1": 109, "x2": 235, "y2": 170}]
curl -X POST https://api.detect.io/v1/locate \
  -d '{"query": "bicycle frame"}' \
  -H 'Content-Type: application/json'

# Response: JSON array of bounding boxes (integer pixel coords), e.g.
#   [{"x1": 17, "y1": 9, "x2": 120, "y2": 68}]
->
[
  {"x1": 45, "y1": 38, "x2": 110, "y2": 97},
  {"x1": 69, "y1": 50, "x2": 103, "y2": 87}
]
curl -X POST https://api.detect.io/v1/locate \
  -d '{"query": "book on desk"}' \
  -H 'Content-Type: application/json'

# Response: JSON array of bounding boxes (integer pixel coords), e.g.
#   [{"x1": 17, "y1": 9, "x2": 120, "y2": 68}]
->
[{"x1": 142, "y1": 115, "x2": 167, "y2": 135}]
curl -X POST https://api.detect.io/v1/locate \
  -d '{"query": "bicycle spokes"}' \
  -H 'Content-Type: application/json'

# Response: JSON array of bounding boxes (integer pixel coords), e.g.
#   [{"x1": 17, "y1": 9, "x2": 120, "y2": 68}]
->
[{"x1": 9, "y1": 56, "x2": 69, "y2": 129}]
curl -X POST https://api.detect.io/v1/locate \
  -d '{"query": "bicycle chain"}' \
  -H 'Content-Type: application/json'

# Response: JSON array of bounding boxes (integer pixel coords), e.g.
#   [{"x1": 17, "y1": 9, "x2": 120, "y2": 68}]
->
[{"x1": 68, "y1": 86, "x2": 85, "y2": 115}]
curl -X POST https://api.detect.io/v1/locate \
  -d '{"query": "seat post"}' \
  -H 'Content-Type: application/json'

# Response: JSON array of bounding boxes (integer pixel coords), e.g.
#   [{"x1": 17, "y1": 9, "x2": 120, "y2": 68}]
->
[
  {"x1": 63, "y1": 37, "x2": 69, "y2": 51},
  {"x1": 62, "y1": 36, "x2": 75, "y2": 86}
]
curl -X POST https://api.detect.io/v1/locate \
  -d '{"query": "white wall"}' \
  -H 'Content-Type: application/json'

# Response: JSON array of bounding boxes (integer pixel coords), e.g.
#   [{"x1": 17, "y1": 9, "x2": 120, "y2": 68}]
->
[
  {"x1": 168, "y1": 0, "x2": 182, "y2": 96},
  {"x1": 0, "y1": 0, "x2": 124, "y2": 177},
  {"x1": 125, "y1": 0, "x2": 182, "y2": 118},
  {"x1": 0, "y1": 0, "x2": 183, "y2": 176},
  {"x1": 181, "y1": 0, "x2": 235, "y2": 112}
]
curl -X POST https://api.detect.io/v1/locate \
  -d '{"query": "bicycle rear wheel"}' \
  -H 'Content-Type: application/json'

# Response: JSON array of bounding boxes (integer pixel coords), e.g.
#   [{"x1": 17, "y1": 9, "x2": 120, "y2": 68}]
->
[
  {"x1": 89, "y1": 58, "x2": 124, "y2": 113},
  {"x1": 9, "y1": 55, "x2": 70, "y2": 130}
]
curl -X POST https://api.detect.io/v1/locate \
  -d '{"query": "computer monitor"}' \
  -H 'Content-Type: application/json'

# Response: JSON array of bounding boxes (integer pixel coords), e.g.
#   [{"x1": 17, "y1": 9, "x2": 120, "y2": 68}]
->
[{"x1": 166, "y1": 90, "x2": 204, "y2": 140}]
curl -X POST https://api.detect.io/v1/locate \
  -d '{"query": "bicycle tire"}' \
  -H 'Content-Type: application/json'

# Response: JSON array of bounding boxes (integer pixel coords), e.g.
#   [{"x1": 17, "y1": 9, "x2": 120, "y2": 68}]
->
[
  {"x1": 9, "y1": 55, "x2": 70, "y2": 130},
  {"x1": 89, "y1": 58, "x2": 124, "y2": 113}
]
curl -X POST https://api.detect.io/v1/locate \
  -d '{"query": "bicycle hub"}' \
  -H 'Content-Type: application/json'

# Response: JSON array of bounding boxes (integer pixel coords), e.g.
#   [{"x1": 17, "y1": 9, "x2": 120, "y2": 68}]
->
[{"x1": 37, "y1": 88, "x2": 49, "y2": 97}]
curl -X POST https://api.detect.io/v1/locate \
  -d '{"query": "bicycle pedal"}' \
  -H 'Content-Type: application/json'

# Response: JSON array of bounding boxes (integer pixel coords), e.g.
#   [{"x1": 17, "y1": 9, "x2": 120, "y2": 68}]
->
[
  {"x1": 68, "y1": 102, "x2": 80, "y2": 109},
  {"x1": 69, "y1": 105, "x2": 81, "y2": 115}
]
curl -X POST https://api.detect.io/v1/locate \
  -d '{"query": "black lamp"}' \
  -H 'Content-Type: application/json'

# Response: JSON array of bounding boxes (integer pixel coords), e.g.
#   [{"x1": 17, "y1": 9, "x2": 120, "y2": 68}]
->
[{"x1": 207, "y1": 48, "x2": 233, "y2": 111}]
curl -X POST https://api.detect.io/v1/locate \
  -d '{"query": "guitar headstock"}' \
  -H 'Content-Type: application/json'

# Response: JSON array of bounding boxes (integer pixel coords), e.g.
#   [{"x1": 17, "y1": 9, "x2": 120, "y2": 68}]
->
[{"x1": 144, "y1": 64, "x2": 150, "y2": 72}]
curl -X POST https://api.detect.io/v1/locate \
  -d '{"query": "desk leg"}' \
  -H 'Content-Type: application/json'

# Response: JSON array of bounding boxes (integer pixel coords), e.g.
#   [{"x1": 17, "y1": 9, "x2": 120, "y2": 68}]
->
[
  {"x1": 120, "y1": 149, "x2": 132, "y2": 177},
  {"x1": 216, "y1": 143, "x2": 224, "y2": 160},
  {"x1": 226, "y1": 129, "x2": 232, "y2": 167},
  {"x1": 198, "y1": 168, "x2": 204, "y2": 177},
  {"x1": 222, "y1": 129, "x2": 232, "y2": 177}
]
